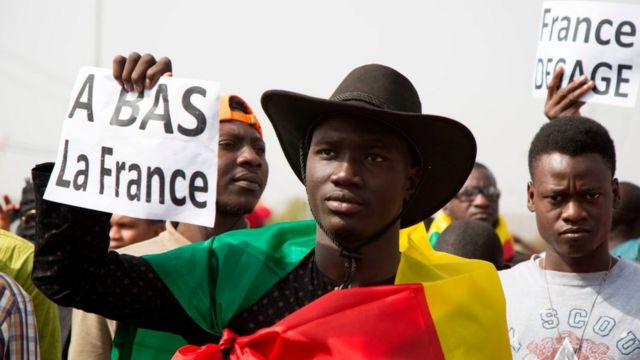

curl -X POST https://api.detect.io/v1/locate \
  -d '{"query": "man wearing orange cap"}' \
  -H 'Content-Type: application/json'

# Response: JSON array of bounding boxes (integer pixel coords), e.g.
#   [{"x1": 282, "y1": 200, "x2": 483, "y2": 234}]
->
[{"x1": 66, "y1": 53, "x2": 269, "y2": 360}]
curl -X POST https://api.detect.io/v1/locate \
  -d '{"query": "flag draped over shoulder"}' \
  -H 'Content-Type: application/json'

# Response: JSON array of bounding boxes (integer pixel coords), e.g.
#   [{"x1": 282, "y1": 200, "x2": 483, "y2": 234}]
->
[
  {"x1": 398, "y1": 222, "x2": 511, "y2": 359},
  {"x1": 144, "y1": 220, "x2": 316, "y2": 336},
  {"x1": 144, "y1": 220, "x2": 509, "y2": 359}
]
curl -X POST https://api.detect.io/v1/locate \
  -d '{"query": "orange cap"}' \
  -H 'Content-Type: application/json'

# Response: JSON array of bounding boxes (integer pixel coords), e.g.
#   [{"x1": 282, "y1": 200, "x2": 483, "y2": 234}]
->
[{"x1": 219, "y1": 95, "x2": 262, "y2": 137}]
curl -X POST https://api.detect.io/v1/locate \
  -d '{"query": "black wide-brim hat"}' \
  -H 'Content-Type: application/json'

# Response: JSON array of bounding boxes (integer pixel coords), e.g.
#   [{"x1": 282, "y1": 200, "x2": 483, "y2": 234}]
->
[{"x1": 261, "y1": 64, "x2": 476, "y2": 228}]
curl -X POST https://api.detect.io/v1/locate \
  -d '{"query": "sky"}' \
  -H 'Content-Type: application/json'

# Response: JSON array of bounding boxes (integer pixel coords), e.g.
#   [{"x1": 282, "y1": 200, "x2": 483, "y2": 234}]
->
[{"x1": 1, "y1": 0, "x2": 639, "y2": 239}]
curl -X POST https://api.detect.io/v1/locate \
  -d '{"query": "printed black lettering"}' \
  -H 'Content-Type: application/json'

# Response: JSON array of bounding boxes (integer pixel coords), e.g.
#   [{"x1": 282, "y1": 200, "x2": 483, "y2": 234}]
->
[
  {"x1": 127, "y1": 164, "x2": 142, "y2": 201},
  {"x1": 573, "y1": 17, "x2": 591, "y2": 43},
  {"x1": 73, "y1": 154, "x2": 89, "y2": 191},
  {"x1": 140, "y1": 84, "x2": 173, "y2": 133},
  {"x1": 540, "y1": 8, "x2": 551, "y2": 40},
  {"x1": 568, "y1": 60, "x2": 585, "y2": 82},
  {"x1": 591, "y1": 62, "x2": 613, "y2": 95},
  {"x1": 170, "y1": 170, "x2": 187, "y2": 206},
  {"x1": 115, "y1": 161, "x2": 127, "y2": 197},
  {"x1": 179, "y1": 86, "x2": 207, "y2": 137},
  {"x1": 68, "y1": 74, "x2": 95, "y2": 122},
  {"x1": 595, "y1": 19, "x2": 613, "y2": 45},
  {"x1": 615, "y1": 64, "x2": 632, "y2": 98},
  {"x1": 557, "y1": 16, "x2": 571, "y2": 41},
  {"x1": 110, "y1": 89, "x2": 144, "y2": 127},
  {"x1": 189, "y1": 171, "x2": 208, "y2": 209},
  {"x1": 55, "y1": 139, "x2": 72, "y2": 188},
  {"x1": 616, "y1": 21, "x2": 636, "y2": 48},
  {"x1": 146, "y1": 167, "x2": 165, "y2": 204},
  {"x1": 100, "y1": 146, "x2": 113, "y2": 195}
]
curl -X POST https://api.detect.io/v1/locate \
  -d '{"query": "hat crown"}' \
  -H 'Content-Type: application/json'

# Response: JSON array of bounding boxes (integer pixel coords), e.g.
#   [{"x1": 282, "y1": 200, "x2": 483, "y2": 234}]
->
[{"x1": 330, "y1": 64, "x2": 422, "y2": 113}]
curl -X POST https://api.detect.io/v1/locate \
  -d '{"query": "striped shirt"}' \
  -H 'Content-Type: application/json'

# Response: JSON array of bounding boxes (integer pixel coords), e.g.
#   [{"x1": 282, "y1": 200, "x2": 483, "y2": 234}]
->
[{"x1": 0, "y1": 272, "x2": 39, "y2": 359}]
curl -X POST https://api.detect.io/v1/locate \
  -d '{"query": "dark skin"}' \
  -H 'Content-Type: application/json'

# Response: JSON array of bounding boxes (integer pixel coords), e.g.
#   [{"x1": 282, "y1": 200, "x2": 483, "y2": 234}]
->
[
  {"x1": 0, "y1": 195, "x2": 19, "y2": 231},
  {"x1": 444, "y1": 167, "x2": 499, "y2": 227},
  {"x1": 112, "y1": 52, "x2": 268, "y2": 240},
  {"x1": 178, "y1": 121, "x2": 268, "y2": 241},
  {"x1": 544, "y1": 67, "x2": 595, "y2": 120},
  {"x1": 108, "y1": 214, "x2": 165, "y2": 250},
  {"x1": 527, "y1": 153, "x2": 620, "y2": 273},
  {"x1": 305, "y1": 116, "x2": 419, "y2": 286}
]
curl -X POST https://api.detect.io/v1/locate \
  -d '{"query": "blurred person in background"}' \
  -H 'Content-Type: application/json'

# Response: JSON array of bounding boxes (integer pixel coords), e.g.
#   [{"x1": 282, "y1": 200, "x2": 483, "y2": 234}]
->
[
  {"x1": 609, "y1": 181, "x2": 640, "y2": 262},
  {"x1": 108, "y1": 215, "x2": 166, "y2": 250}
]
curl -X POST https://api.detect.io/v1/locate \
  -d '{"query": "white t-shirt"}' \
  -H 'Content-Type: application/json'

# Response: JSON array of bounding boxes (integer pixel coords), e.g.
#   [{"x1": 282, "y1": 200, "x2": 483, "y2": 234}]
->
[{"x1": 500, "y1": 255, "x2": 640, "y2": 359}]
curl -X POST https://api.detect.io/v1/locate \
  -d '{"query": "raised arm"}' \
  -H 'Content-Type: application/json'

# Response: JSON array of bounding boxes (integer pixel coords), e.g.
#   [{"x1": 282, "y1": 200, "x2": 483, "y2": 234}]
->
[{"x1": 31, "y1": 163, "x2": 211, "y2": 344}]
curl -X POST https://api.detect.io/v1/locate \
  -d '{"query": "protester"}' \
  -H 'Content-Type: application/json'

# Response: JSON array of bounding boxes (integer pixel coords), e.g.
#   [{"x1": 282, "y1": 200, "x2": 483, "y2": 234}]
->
[
  {"x1": 426, "y1": 162, "x2": 516, "y2": 261},
  {"x1": 0, "y1": 180, "x2": 37, "y2": 242},
  {"x1": 0, "y1": 194, "x2": 19, "y2": 232},
  {"x1": 500, "y1": 116, "x2": 640, "y2": 359},
  {"x1": 32, "y1": 63, "x2": 509, "y2": 358},
  {"x1": 0, "y1": 271, "x2": 40, "y2": 359},
  {"x1": 609, "y1": 181, "x2": 640, "y2": 262},
  {"x1": 434, "y1": 219, "x2": 506, "y2": 270},
  {"x1": 107, "y1": 214, "x2": 165, "y2": 250},
  {"x1": 0, "y1": 229, "x2": 59, "y2": 360},
  {"x1": 68, "y1": 52, "x2": 270, "y2": 360}
]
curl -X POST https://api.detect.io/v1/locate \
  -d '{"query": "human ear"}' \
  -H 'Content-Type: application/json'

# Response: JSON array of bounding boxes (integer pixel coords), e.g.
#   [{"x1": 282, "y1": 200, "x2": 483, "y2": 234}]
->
[
  {"x1": 527, "y1": 181, "x2": 535, "y2": 212},
  {"x1": 404, "y1": 166, "x2": 420, "y2": 203},
  {"x1": 611, "y1": 178, "x2": 621, "y2": 209}
]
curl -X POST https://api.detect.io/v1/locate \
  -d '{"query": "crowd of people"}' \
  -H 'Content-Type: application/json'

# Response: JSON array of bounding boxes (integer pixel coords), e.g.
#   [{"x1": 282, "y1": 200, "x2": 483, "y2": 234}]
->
[{"x1": 0, "y1": 53, "x2": 638, "y2": 360}]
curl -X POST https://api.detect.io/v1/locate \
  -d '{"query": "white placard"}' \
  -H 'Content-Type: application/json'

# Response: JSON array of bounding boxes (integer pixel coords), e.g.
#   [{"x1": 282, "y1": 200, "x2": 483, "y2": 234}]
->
[
  {"x1": 532, "y1": 1, "x2": 640, "y2": 107},
  {"x1": 45, "y1": 66, "x2": 220, "y2": 227}
]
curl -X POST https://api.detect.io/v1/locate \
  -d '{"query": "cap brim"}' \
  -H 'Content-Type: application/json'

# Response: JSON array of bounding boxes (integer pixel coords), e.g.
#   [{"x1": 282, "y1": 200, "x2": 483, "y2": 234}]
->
[{"x1": 261, "y1": 89, "x2": 476, "y2": 227}]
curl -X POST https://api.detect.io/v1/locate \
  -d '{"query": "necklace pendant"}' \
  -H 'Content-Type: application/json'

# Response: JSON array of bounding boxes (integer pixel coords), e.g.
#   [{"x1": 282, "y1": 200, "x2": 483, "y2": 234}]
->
[{"x1": 554, "y1": 338, "x2": 578, "y2": 360}]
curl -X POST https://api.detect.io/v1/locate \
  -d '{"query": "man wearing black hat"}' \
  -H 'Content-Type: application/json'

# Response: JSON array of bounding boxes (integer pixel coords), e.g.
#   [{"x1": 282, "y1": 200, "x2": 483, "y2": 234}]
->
[{"x1": 31, "y1": 63, "x2": 509, "y2": 358}]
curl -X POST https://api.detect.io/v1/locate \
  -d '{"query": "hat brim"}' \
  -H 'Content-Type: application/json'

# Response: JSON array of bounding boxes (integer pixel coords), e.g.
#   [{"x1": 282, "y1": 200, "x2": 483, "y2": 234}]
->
[{"x1": 261, "y1": 90, "x2": 477, "y2": 228}]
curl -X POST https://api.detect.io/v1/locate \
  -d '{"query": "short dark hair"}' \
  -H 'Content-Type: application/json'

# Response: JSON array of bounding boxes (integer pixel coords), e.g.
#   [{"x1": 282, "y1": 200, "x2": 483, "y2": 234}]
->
[
  {"x1": 612, "y1": 181, "x2": 640, "y2": 238},
  {"x1": 473, "y1": 162, "x2": 490, "y2": 172},
  {"x1": 472, "y1": 162, "x2": 497, "y2": 185},
  {"x1": 434, "y1": 219, "x2": 504, "y2": 269},
  {"x1": 528, "y1": 116, "x2": 616, "y2": 178}
]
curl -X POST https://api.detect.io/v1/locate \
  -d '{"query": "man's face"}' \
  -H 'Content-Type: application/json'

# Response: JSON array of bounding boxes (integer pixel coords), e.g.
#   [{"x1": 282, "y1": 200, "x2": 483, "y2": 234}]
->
[
  {"x1": 527, "y1": 153, "x2": 619, "y2": 259},
  {"x1": 109, "y1": 215, "x2": 165, "y2": 250},
  {"x1": 305, "y1": 116, "x2": 418, "y2": 245},
  {"x1": 215, "y1": 121, "x2": 269, "y2": 216},
  {"x1": 445, "y1": 167, "x2": 500, "y2": 226}
]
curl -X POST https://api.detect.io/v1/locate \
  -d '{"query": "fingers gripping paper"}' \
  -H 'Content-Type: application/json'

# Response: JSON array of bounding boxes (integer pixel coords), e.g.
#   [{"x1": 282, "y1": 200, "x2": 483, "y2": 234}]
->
[
  {"x1": 45, "y1": 67, "x2": 221, "y2": 227},
  {"x1": 533, "y1": 1, "x2": 640, "y2": 107}
]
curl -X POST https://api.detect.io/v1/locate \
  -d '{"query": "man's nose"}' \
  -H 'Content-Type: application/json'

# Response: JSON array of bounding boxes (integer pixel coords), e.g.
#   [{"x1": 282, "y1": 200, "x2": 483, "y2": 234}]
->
[
  {"x1": 330, "y1": 160, "x2": 363, "y2": 187},
  {"x1": 237, "y1": 145, "x2": 263, "y2": 167},
  {"x1": 561, "y1": 199, "x2": 587, "y2": 223},
  {"x1": 109, "y1": 226, "x2": 120, "y2": 240},
  {"x1": 471, "y1": 193, "x2": 491, "y2": 207}
]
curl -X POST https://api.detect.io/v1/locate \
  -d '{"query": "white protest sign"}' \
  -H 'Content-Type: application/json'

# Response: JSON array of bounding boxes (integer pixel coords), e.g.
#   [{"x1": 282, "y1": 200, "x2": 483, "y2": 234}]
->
[
  {"x1": 45, "y1": 66, "x2": 220, "y2": 227},
  {"x1": 532, "y1": 1, "x2": 640, "y2": 107}
]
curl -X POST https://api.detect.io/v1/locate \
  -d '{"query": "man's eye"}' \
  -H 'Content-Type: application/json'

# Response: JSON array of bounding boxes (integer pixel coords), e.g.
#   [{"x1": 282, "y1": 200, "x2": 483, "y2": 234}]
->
[
  {"x1": 317, "y1": 149, "x2": 335, "y2": 157},
  {"x1": 367, "y1": 154, "x2": 385, "y2": 162},
  {"x1": 585, "y1": 193, "x2": 600, "y2": 201},
  {"x1": 253, "y1": 145, "x2": 266, "y2": 156},
  {"x1": 219, "y1": 141, "x2": 236, "y2": 151},
  {"x1": 547, "y1": 195, "x2": 563, "y2": 203}
]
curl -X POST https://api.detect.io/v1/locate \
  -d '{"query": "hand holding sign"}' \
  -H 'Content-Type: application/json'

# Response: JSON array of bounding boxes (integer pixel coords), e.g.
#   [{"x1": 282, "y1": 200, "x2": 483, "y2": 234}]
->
[
  {"x1": 544, "y1": 67, "x2": 595, "y2": 120},
  {"x1": 533, "y1": 1, "x2": 640, "y2": 107},
  {"x1": 45, "y1": 65, "x2": 221, "y2": 227},
  {"x1": 112, "y1": 52, "x2": 172, "y2": 92}
]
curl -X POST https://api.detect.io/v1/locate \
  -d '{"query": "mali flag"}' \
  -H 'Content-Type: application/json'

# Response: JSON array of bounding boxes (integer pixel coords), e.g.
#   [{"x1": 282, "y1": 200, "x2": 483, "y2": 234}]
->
[{"x1": 142, "y1": 220, "x2": 510, "y2": 359}]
